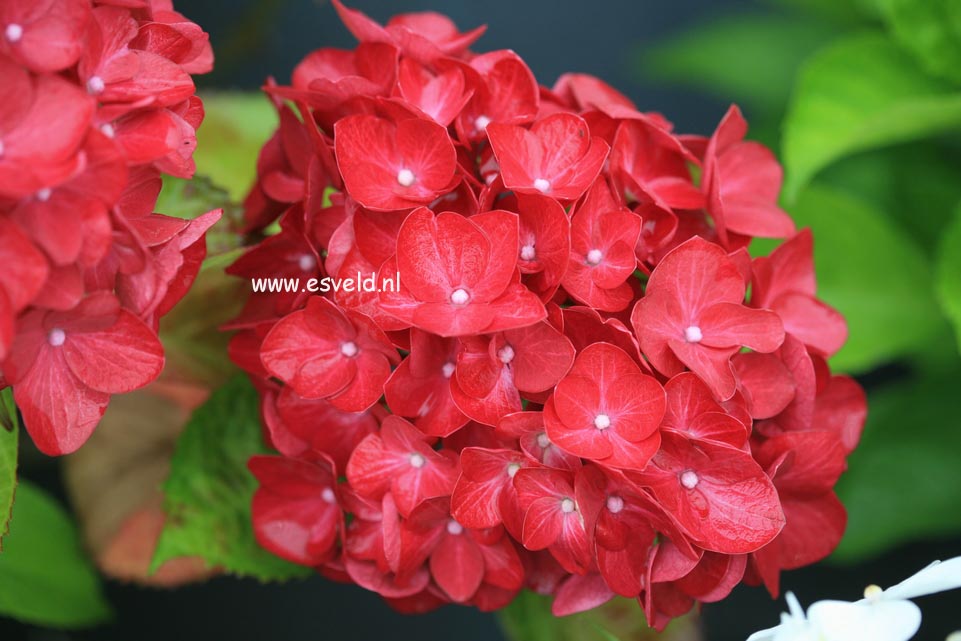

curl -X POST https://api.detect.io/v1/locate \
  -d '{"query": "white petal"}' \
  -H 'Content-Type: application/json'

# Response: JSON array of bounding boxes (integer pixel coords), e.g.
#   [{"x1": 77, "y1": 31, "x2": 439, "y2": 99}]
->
[
  {"x1": 747, "y1": 623, "x2": 786, "y2": 641},
  {"x1": 808, "y1": 599, "x2": 921, "y2": 641},
  {"x1": 879, "y1": 557, "x2": 961, "y2": 601}
]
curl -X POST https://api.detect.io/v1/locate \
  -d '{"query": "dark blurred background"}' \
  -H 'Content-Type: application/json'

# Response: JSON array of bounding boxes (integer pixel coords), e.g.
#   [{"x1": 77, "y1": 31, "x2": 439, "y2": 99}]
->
[{"x1": 2, "y1": 1, "x2": 959, "y2": 640}]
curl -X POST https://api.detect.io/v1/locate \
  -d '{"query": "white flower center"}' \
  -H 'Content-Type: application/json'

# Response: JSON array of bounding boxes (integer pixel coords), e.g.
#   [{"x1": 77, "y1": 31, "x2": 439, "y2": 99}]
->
[
  {"x1": 36, "y1": 188, "x2": 52, "y2": 202},
  {"x1": 446, "y1": 519, "x2": 464, "y2": 535},
  {"x1": 48, "y1": 328, "x2": 66, "y2": 347},
  {"x1": 5, "y1": 23, "x2": 23, "y2": 43},
  {"x1": 680, "y1": 470, "x2": 699, "y2": 489},
  {"x1": 685, "y1": 325, "x2": 703, "y2": 343},
  {"x1": 520, "y1": 244, "x2": 536, "y2": 261},
  {"x1": 298, "y1": 253, "x2": 316, "y2": 271},
  {"x1": 441, "y1": 362, "x2": 455, "y2": 379},
  {"x1": 450, "y1": 288, "x2": 470, "y2": 305},
  {"x1": 536, "y1": 432, "x2": 550, "y2": 449},
  {"x1": 506, "y1": 463, "x2": 520, "y2": 478},
  {"x1": 321, "y1": 487, "x2": 336, "y2": 504},
  {"x1": 863, "y1": 584, "x2": 883, "y2": 602},
  {"x1": 340, "y1": 341, "x2": 358, "y2": 358},
  {"x1": 606, "y1": 495, "x2": 624, "y2": 513},
  {"x1": 87, "y1": 75, "x2": 105, "y2": 95},
  {"x1": 560, "y1": 498, "x2": 575, "y2": 513},
  {"x1": 585, "y1": 249, "x2": 603, "y2": 266},
  {"x1": 475, "y1": 115, "x2": 491, "y2": 131},
  {"x1": 409, "y1": 453, "x2": 426, "y2": 469},
  {"x1": 533, "y1": 178, "x2": 551, "y2": 193},
  {"x1": 396, "y1": 168, "x2": 416, "y2": 187},
  {"x1": 497, "y1": 345, "x2": 515, "y2": 364},
  {"x1": 594, "y1": 413, "x2": 611, "y2": 430}
]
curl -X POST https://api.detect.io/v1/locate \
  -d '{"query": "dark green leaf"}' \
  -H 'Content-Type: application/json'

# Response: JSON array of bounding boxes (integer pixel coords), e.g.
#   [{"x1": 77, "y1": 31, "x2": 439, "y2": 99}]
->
[
  {"x1": 151, "y1": 376, "x2": 311, "y2": 581},
  {"x1": 782, "y1": 32, "x2": 961, "y2": 199},
  {"x1": 812, "y1": 143, "x2": 961, "y2": 252},
  {"x1": 0, "y1": 388, "x2": 17, "y2": 549},
  {"x1": 936, "y1": 200, "x2": 961, "y2": 353},
  {"x1": 834, "y1": 372, "x2": 961, "y2": 561},
  {"x1": 0, "y1": 481, "x2": 112, "y2": 627},
  {"x1": 774, "y1": 185, "x2": 945, "y2": 372},
  {"x1": 877, "y1": 0, "x2": 961, "y2": 85}
]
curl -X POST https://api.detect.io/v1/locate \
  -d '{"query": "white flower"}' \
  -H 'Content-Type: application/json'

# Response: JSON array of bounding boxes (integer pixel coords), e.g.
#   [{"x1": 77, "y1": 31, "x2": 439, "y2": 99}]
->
[{"x1": 747, "y1": 556, "x2": 961, "y2": 641}]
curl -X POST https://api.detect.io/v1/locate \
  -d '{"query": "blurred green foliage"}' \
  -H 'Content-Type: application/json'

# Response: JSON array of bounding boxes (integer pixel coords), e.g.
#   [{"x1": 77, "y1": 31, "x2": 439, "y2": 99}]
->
[
  {"x1": 0, "y1": 389, "x2": 18, "y2": 550},
  {"x1": 0, "y1": 481, "x2": 112, "y2": 628},
  {"x1": 645, "y1": 0, "x2": 961, "y2": 561}
]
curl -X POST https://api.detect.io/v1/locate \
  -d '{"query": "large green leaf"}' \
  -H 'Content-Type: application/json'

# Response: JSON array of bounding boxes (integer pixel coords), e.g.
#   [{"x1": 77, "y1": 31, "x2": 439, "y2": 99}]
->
[
  {"x1": 814, "y1": 143, "x2": 961, "y2": 252},
  {"x1": 834, "y1": 371, "x2": 961, "y2": 561},
  {"x1": 192, "y1": 92, "x2": 278, "y2": 201},
  {"x1": 643, "y1": 14, "x2": 838, "y2": 118},
  {"x1": 773, "y1": 185, "x2": 945, "y2": 372},
  {"x1": 782, "y1": 32, "x2": 961, "y2": 199},
  {"x1": 876, "y1": 0, "x2": 961, "y2": 85},
  {"x1": 151, "y1": 376, "x2": 311, "y2": 581},
  {"x1": 0, "y1": 389, "x2": 17, "y2": 550},
  {"x1": 0, "y1": 481, "x2": 112, "y2": 627},
  {"x1": 936, "y1": 201, "x2": 961, "y2": 353}
]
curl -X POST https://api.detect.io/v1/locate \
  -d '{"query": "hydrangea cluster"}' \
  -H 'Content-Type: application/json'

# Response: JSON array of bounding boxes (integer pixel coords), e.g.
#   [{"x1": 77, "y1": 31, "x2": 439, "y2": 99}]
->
[
  {"x1": 231, "y1": 2, "x2": 867, "y2": 627},
  {"x1": 0, "y1": 0, "x2": 218, "y2": 455}
]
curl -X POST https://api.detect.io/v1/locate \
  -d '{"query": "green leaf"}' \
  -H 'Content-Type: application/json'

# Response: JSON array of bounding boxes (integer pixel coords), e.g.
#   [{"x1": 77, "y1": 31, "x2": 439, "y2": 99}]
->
[
  {"x1": 936, "y1": 201, "x2": 961, "y2": 353},
  {"x1": 782, "y1": 32, "x2": 961, "y2": 199},
  {"x1": 192, "y1": 92, "x2": 278, "y2": 201},
  {"x1": 876, "y1": 0, "x2": 961, "y2": 85},
  {"x1": 0, "y1": 481, "x2": 112, "y2": 627},
  {"x1": 834, "y1": 371, "x2": 961, "y2": 561},
  {"x1": 642, "y1": 14, "x2": 839, "y2": 117},
  {"x1": 151, "y1": 376, "x2": 311, "y2": 581},
  {"x1": 498, "y1": 590, "x2": 694, "y2": 641},
  {"x1": 813, "y1": 143, "x2": 961, "y2": 252},
  {"x1": 0, "y1": 389, "x2": 17, "y2": 549},
  {"x1": 776, "y1": 185, "x2": 945, "y2": 372}
]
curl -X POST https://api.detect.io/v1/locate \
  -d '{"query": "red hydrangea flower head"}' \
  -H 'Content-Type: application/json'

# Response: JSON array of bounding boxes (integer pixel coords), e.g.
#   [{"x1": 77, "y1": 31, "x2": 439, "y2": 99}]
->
[
  {"x1": 235, "y1": 2, "x2": 866, "y2": 628},
  {"x1": 1, "y1": 0, "x2": 217, "y2": 455}
]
